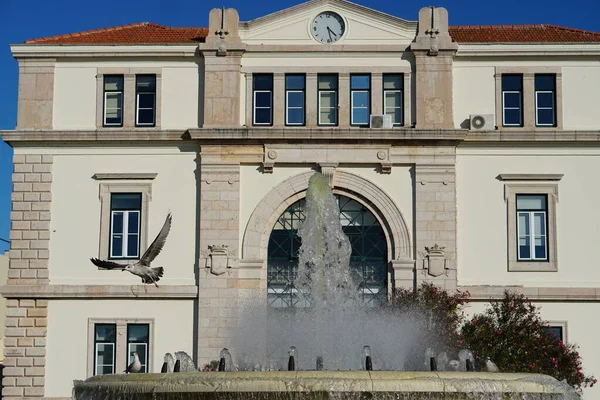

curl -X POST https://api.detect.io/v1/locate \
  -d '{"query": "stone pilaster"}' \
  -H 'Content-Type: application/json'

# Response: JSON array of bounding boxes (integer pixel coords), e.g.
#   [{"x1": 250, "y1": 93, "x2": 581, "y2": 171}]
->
[
  {"x1": 3, "y1": 154, "x2": 51, "y2": 399},
  {"x1": 16, "y1": 59, "x2": 55, "y2": 130},
  {"x1": 197, "y1": 154, "x2": 241, "y2": 366},
  {"x1": 414, "y1": 164, "x2": 457, "y2": 290}
]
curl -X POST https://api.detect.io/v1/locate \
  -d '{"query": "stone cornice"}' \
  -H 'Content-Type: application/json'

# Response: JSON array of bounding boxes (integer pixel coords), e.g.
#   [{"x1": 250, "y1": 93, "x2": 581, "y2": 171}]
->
[
  {"x1": 10, "y1": 44, "x2": 200, "y2": 59},
  {"x1": 456, "y1": 43, "x2": 600, "y2": 57},
  {"x1": 0, "y1": 284, "x2": 198, "y2": 299},
  {"x1": 459, "y1": 286, "x2": 600, "y2": 302}
]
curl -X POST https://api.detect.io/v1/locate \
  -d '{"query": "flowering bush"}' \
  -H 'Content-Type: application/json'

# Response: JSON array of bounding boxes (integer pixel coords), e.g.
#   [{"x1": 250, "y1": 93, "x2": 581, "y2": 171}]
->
[{"x1": 460, "y1": 290, "x2": 596, "y2": 394}]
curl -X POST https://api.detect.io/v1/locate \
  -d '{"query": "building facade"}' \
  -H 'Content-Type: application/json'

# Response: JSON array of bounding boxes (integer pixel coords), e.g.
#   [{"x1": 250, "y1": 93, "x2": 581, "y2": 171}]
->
[{"x1": 1, "y1": 0, "x2": 600, "y2": 397}]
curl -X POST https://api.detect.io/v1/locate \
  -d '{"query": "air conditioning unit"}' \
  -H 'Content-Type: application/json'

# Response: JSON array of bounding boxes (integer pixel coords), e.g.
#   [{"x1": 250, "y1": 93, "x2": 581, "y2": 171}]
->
[
  {"x1": 469, "y1": 114, "x2": 495, "y2": 131},
  {"x1": 370, "y1": 114, "x2": 393, "y2": 129}
]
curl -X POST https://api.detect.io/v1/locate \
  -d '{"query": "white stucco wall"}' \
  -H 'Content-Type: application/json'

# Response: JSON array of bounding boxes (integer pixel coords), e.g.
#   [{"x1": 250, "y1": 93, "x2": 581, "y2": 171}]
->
[
  {"x1": 53, "y1": 65, "x2": 97, "y2": 129},
  {"x1": 241, "y1": 54, "x2": 411, "y2": 69},
  {"x1": 239, "y1": 166, "x2": 413, "y2": 257},
  {"x1": 452, "y1": 60, "x2": 600, "y2": 130},
  {"x1": 160, "y1": 65, "x2": 200, "y2": 129},
  {"x1": 13, "y1": 146, "x2": 198, "y2": 285},
  {"x1": 456, "y1": 145, "x2": 600, "y2": 286},
  {"x1": 45, "y1": 299, "x2": 195, "y2": 397}
]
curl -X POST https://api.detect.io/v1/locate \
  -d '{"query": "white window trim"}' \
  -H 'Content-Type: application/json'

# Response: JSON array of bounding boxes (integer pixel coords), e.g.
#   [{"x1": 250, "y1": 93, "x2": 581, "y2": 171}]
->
[
  {"x1": 502, "y1": 90, "x2": 522, "y2": 127},
  {"x1": 505, "y1": 183, "x2": 559, "y2": 272},
  {"x1": 87, "y1": 319, "x2": 154, "y2": 378},
  {"x1": 516, "y1": 208, "x2": 547, "y2": 261},
  {"x1": 384, "y1": 89, "x2": 403, "y2": 126},
  {"x1": 103, "y1": 91, "x2": 123, "y2": 127},
  {"x1": 94, "y1": 340, "x2": 116, "y2": 375},
  {"x1": 110, "y1": 209, "x2": 141, "y2": 259},
  {"x1": 136, "y1": 92, "x2": 156, "y2": 127},
  {"x1": 535, "y1": 90, "x2": 555, "y2": 127},
  {"x1": 253, "y1": 90, "x2": 272, "y2": 125},
  {"x1": 318, "y1": 90, "x2": 337, "y2": 126},
  {"x1": 285, "y1": 90, "x2": 304, "y2": 126},
  {"x1": 98, "y1": 182, "x2": 153, "y2": 262},
  {"x1": 128, "y1": 342, "x2": 148, "y2": 373},
  {"x1": 350, "y1": 89, "x2": 370, "y2": 126}
]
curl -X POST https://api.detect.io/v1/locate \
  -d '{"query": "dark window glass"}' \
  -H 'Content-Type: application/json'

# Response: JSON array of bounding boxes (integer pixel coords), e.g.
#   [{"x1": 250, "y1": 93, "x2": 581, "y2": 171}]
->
[
  {"x1": 351, "y1": 74, "x2": 370, "y2": 125},
  {"x1": 502, "y1": 74, "x2": 523, "y2": 127},
  {"x1": 103, "y1": 75, "x2": 124, "y2": 127},
  {"x1": 286, "y1": 75, "x2": 305, "y2": 90},
  {"x1": 535, "y1": 74, "x2": 556, "y2": 127},
  {"x1": 502, "y1": 74, "x2": 523, "y2": 91},
  {"x1": 253, "y1": 74, "x2": 273, "y2": 125},
  {"x1": 110, "y1": 193, "x2": 141, "y2": 259},
  {"x1": 127, "y1": 324, "x2": 149, "y2": 373},
  {"x1": 94, "y1": 324, "x2": 116, "y2": 375},
  {"x1": 286, "y1": 74, "x2": 305, "y2": 126},
  {"x1": 318, "y1": 74, "x2": 338, "y2": 125},
  {"x1": 535, "y1": 75, "x2": 555, "y2": 91},
  {"x1": 545, "y1": 326, "x2": 563, "y2": 342},
  {"x1": 253, "y1": 74, "x2": 273, "y2": 90},
  {"x1": 111, "y1": 193, "x2": 142, "y2": 211},
  {"x1": 136, "y1": 75, "x2": 156, "y2": 126}
]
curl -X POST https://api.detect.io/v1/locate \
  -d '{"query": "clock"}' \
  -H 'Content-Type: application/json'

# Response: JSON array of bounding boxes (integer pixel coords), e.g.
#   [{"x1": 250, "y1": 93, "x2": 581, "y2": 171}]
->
[{"x1": 311, "y1": 12, "x2": 346, "y2": 43}]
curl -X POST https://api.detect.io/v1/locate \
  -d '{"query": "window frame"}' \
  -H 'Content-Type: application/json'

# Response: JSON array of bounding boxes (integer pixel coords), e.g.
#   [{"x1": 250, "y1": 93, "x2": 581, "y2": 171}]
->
[
  {"x1": 127, "y1": 323, "x2": 150, "y2": 373},
  {"x1": 135, "y1": 75, "x2": 157, "y2": 127},
  {"x1": 350, "y1": 74, "x2": 371, "y2": 126},
  {"x1": 501, "y1": 74, "x2": 523, "y2": 127},
  {"x1": 318, "y1": 74, "x2": 338, "y2": 126},
  {"x1": 98, "y1": 181, "x2": 153, "y2": 262},
  {"x1": 285, "y1": 74, "x2": 306, "y2": 126},
  {"x1": 504, "y1": 182, "x2": 559, "y2": 272},
  {"x1": 88, "y1": 319, "x2": 154, "y2": 378},
  {"x1": 545, "y1": 321, "x2": 568, "y2": 343},
  {"x1": 93, "y1": 323, "x2": 116, "y2": 376},
  {"x1": 383, "y1": 73, "x2": 404, "y2": 126},
  {"x1": 109, "y1": 193, "x2": 142, "y2": 260},
  {"x1": 534, "y1": 74, "x2": 557, "y2": 128},
  {"x1": 102, "y1": 75, "x2": 124, "y2": 128},
  {"x1": 516, "y1": 194, "x2": 548, "y2": 262},
  {"x1": 252, "y1": 74, "x2": 274, "y2": 126}
]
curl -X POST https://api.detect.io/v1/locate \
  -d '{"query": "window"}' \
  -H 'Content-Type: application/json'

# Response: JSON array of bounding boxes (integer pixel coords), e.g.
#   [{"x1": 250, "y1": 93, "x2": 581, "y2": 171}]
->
[
  {"x1": 136, "y1": 75, "x2": 156, "y2": 127},
  {"x1": 318, "y1": 74, "x2": 338, "y2": 126},
  {"x1": 383, "y1": 74, "x2": 403, "y2": 126},
  {"x1": 502, "y1": 177, "x2": 561, "y2": 272},
  {"x1": 285, "y1": 75, "x2": 305, "y2": 126},
  {"x1": 535, "y1": 74, "x2": 556, "y2": 127},
  {"x1": 94, "y1": 324, "x2": 116, "y2": 375},
  {"x1": 110, "y1": 193, "x2": 142, "y2": 259},
  {"x1": 545, "y1": 322, "x2": 567, "y2": 343},
  {"x1": 350, "y1": 74, "x2": 370, "y2": 126},
  {"x1": 516, "y1": 195, "x2": 548, "y2": 261},
  {"x1": 253, "y1": 74, "x2": 273, "y2": 126},
  {"x1": 502, "y1": 74, "x2": 523, "y2": 127},
  {"x1": 103, "y1": 75, "x2": 124, "y2": 127},
  {"x1": 88, "y1": 320, "x2": 153, "y2": 377},
  {"x1": 127, "y1": 324, "x2": 150, "y2": 373}
]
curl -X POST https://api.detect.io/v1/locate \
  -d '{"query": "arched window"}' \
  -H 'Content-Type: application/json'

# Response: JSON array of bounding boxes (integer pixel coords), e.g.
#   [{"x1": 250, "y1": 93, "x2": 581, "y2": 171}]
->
[{"x1": 267, "y1": 195, "x2": 388, "y2": 308}]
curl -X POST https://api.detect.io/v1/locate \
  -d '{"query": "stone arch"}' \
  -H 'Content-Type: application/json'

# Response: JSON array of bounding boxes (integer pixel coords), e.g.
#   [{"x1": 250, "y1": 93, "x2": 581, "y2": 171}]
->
[{"x1": 241, "y1": 171, "x2": 412, "y2": 263}]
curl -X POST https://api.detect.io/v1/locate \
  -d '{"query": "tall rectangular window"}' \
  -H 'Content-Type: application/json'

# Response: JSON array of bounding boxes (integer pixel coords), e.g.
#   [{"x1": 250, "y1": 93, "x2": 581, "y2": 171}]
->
[
  {"x1": 110, "y1": 193, "x2": 142, "y2": 259},
  {"x1": 253, "y1": 74, "x2": 273, "y2": 126},
  {"x1": 285, "y1": 74, "x2": 305, "y2": 126},
  {"x1": 136, "y1": 75, "x2": 156, "y2": 127},
  {"x1": 103, "y1": 75, "x2": 124, "y2": 127},
  {"x1": 535, "y1": 74, "x2": 556, "y2": 127},
  {"x1": 502, "y1": 74, "x2": 523, "y2": 127},
  {"x1": 350, "y1": 74, "x2": 370, "y2": 126},
  {"x1": 516, "y1": 194, "x2": 548, "y2": 261},
  {"x1": 127, "y1": 324, "x2": 149, "y2": 373},
  {"x1": 383, "y1": 74, "x2": 403, "y2": 126},
  {"x1": 318, "y1": 74, "x2": 338, "y2": 126},
  {"x1": 94, "y1": 324, "x2": 116, "y2": 375}
]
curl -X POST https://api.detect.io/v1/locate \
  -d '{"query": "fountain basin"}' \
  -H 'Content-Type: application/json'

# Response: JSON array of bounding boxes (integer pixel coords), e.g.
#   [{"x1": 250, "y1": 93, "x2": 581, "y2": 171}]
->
[{"x1": 73, "y1": 371, "x2": 577, "y2": 399}]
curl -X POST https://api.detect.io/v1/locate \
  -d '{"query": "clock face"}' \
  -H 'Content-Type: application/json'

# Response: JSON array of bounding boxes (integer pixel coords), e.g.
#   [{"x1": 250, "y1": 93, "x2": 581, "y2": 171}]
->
[{"x1": 311, "y1": 12, "x2": 345, "y2": 44}]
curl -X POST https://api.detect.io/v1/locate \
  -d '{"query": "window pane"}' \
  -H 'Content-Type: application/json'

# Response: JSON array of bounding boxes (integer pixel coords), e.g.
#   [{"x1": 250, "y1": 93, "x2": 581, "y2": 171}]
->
[
  {"x1": 104, "y1": 76, "x2": 123, "y2": 91},
  {"x1": 385, "y1": 108, "x2": 401, "y2": 124},
  {"x1": 353, "y1": 108, "x2": 369, "y2": 125},
  {"x1": 320, "y1": 110, "x2": 336, "y2": 124},
  {"x1": 127, "y1": 212, "x2": 139, "y2": 234},
  {"x1": 320, "y1": 92, "x2": 336, "y2": 108},
  {"x1": 504, "y1": 109, "x2": 522, "y2": 126},
  {"x1": 127, "y1": 234, "x2": 139, "y2": 257},
  {"x1": 537, "y1": 109, "x2": 555, "y2": 126},
  {"x1": 286, "y1": 75, "x2": 305, "y2": 90},
  {"x1": 255, "y1": 92, "x2": 272, "y2": 108},
  {"x1": 351, "y1": 75, "x2": 370, "y2": 89},
  {"x1": 518, "y1": 212, "x2": 530, "y2": 237},
  {"x1": 112, "y1": 193, "x2": 142, "y2": 211},
  {"x1": 105, "y1": 93, "x2": 123, "y2": 110},
  {"x1": 253, "y1": 75, "x2": 273, "y2": 90},
  {"x1": 138, "y1": 93, "x2": 155, "y2": 109},
  {"x1": 287, "y1": 108, "x2": 304, "y2": 125},
  {"x1": 535, "y1": 75, "x2": 555, "y2": 91},
  {"x1": 287, "y1": 91, "x2": 304, "y2": 108},
  {"x1": 535, "y1": 241, "x2": 547, "y2": 259},
  {"x1": 112, "y1": 212, "x2": 123, "y2": 234},
  {"x1": 95, "y1": 324, "x2": 116, "y2": 341},
  {"x1": 546, "y1": 326, "x2": 563, "y2": 342},
  {"x1": 537, "y1": 92, "x2": 554, "y2": 109},
  {"x1": 534, "y1": 212, "x2": 546, "y2": 234},
  {"x1": 318, "y1": 75, "x2": 337, "y2": 90},
  {"x1": 136, "y1": 75, "x2": 156, "y2": 91},
  {"x1": 517, "y1": 195, "x2": 546, "y2": 210},
  {"x1": 138, "y1": 109, "x2": 155, "y2": 125},
  {"x1": 111, "y1": 236, "x2": 123, "y2": 257},
  {"x1": 128, "y1": 324, "x2": 149, "y2": 342},
  {"x1": 503, "y1": 92, "x2": 521, "y2": 108},
  {"x1": 385, "y1": 92, "x2": 401, "y2": 108},
  {"x1": 96, "y1": 343, "x2": 114, "y2": 366},
  {"x1": 383, "y1": 74, "x2": 403, "y2": 90},
  {"x1": 502, "y1": 74, "x2": 522, "y2": 91},
  {"x1": 255, "y1": 108, "x2": 271, "y2": 124},
  {"x1": 352, "y1": 91, "x2": 369, "y2": 107}
]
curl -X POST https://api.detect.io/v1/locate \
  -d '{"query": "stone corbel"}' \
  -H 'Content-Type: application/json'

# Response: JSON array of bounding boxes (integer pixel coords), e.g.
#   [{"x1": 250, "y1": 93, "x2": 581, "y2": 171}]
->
[
  {"x1": 377, "y1": 150, "x2": 392, "y2": 174},
  {"x1": 319, "y1": 163, "x2": 338, "y2": 187},
  {"x1": 262, "y1": 149, "x2": 278, "y2": 174},
  {"x1": 423, "y1": 244, "x2": 447, "y2": 277},
  {"x1": 205, "y1": 245, "x2": 234, "y2": 276}
]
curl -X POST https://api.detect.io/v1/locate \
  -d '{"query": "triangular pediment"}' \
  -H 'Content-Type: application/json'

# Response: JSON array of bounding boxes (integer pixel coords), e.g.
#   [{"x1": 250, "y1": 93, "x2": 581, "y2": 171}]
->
[{"x1": 239, "y1": 0, "x2": 417, "y2": 45}]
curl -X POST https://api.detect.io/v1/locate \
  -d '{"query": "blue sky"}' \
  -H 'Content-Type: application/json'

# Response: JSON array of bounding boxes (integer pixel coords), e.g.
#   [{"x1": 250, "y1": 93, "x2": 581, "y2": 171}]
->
[{"x1": 0, "y1": 0, "x2": 599, "y2": 253}]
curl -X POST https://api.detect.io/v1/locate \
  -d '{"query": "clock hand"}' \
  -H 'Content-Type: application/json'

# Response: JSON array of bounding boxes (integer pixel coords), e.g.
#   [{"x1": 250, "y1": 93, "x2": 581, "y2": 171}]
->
[
  {"x1": 327, "y1": 27, "x2": 338, "y2": 37},
  {"x1": 328, "y1": 29, "x2": 332, "y2": 42}
]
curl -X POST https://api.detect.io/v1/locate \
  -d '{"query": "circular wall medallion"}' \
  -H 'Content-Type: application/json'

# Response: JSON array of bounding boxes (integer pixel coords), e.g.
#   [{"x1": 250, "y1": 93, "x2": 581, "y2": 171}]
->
[
  {"x1": 377, "y1": 151, "x2": 387, "y2": 160},
  {"x1": 267, "y1": 150, "x2": 278, "y2": 160},
  {"x1": 311, "y1": 12, "x2": 346, "y2": 44}
]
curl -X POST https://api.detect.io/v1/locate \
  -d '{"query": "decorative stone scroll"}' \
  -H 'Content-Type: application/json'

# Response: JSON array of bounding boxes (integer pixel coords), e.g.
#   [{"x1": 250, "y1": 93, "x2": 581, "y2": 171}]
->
[
  {"x1": 205, "y1": 245, "x2": 234, "y2": 276},
  {"x1": 423, "y1": 244, "x2": 447, "y2": 277}
]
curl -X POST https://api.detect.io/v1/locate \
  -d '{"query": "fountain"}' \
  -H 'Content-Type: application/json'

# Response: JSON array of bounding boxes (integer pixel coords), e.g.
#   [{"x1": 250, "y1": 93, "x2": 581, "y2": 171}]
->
[{"x1": 72, "y1": 172, "x2": 578, "y2": 399}]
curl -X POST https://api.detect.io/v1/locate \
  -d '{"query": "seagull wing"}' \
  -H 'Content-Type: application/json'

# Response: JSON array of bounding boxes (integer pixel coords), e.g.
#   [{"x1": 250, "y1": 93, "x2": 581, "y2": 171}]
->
[
  {"x1": 139, "y1": 212, "x2": 172, "y2": 266},
  {"x1": 90, "y1": 258, "x2": 126, "y2": 270}
]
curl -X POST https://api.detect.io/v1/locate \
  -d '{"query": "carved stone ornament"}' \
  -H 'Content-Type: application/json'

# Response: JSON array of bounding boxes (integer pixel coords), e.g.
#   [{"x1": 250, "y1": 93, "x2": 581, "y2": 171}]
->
[
  {"x1": 205, "y1": 245, "x2": 233, "y2": 276},
  {"x1": 423, "y1": 244, "x2": 447, "y2": 277}
]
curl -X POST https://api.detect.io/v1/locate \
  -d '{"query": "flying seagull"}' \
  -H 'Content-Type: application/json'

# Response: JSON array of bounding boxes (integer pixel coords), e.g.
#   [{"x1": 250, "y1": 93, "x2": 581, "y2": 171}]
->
[
  {"x1": 124, "y1": 352, "x2": 141, "y2": 374},
  {"x1": 90, "y1": 212, "x2": 172, "y2": 287}
]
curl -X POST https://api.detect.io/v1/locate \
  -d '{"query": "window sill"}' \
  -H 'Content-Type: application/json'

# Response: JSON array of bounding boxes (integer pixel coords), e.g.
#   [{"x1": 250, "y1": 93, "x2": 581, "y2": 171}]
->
[{"x1": 508, "y1": 261, "x2": 557, "y2": 272}]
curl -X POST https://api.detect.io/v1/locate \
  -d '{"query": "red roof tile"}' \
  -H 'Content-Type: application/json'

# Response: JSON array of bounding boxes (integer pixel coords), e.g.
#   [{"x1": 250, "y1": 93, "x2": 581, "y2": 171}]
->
[
  {"x1": 24, "y1": 22, "x2": 208, "y2": 44},
  {"x1": 449, "y1": 24, "x2": 600, "y2": 43},
  {"x1": 23, "y1": 22, "x2": 600, "y2": 45}
]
